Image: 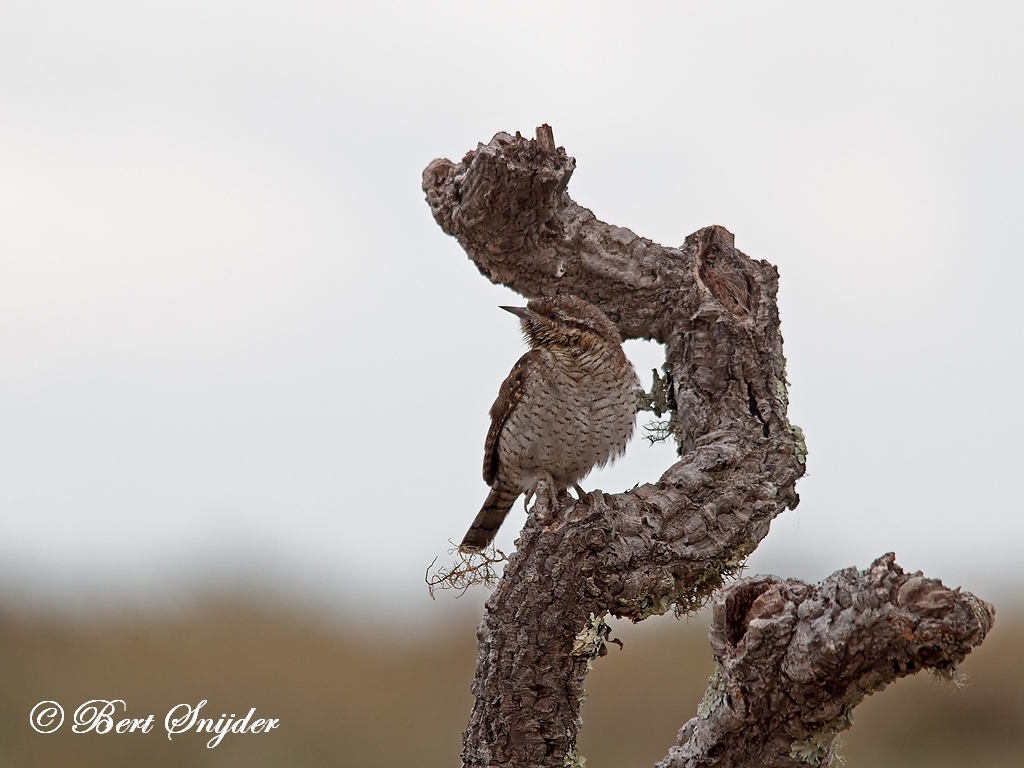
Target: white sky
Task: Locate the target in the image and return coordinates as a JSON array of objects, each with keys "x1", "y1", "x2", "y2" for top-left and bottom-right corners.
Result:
[{"x1": 1, "y1": 1, "x2": 1022, "y2": 620}]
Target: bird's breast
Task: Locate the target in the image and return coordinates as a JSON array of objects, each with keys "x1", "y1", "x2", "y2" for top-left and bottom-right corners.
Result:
[{"x1": 497, "y1": 345, "x2": 638, "y2": 489}]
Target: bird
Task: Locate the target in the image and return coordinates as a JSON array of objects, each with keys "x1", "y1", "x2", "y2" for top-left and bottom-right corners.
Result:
[{"x1": 459, "y1": 295, "x2": 640, "y2": 553}]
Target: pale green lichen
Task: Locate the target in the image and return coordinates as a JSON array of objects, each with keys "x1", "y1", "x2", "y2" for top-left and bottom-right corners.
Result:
[
  {"x1": 775, "y1": 376, "x2": 790, "y2": 409},
  {"x1": 778, "y1": 352, "x2": 807, "y2": 467},
  {"x1": 696, "y1": 663, "x2": 726, "y2": 719},
  {"x1": 789, "y1": 705, "x2": 854, "y2": 766},
  {"x1": 832, "y1": 739, "x2": 847, "y2": 766},
  {"x1": 790, "y1": 423, "x2": 808, "y2": 465},
  {"x1": 563, "y1": 747, "x2": 587, "y2": 768},
  {"x1": 725, "y1": 543, "x2": 754, "y2": 569},
  {"x1": 932, "y1": 666, "x2": 968, "y2": 690},
  {"x1": 636, "y1": 367, "x2": 674, "y2": 417},
  {"x1": 789, "y1": 735, "x2": 832, "y2": 766},
  {"x1": 571, "y1": 612, "x2": 608, "y2": 658},
  {"x1": 619, "y1": 593, "x2": 676, "y2": 619},
  {"x1": 637, "y1": 594, "x2": 673, "y2": 619},
  {"x1": 637, "y1": 366, "x2": 684, "y2": 446}
]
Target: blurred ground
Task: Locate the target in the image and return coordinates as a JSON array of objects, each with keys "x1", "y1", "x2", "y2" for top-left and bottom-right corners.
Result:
[{"x1": 1, "y1": 601, "x2": 1020, "y2": 767}]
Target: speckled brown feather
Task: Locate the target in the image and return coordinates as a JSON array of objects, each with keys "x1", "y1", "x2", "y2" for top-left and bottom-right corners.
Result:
[{"x1": 483, "y1": 349, "x2": 541, "y2": 487}]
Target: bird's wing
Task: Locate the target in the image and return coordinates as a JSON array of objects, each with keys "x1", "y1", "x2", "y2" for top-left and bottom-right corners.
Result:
[{"x1": 483, "y1": 349, "x2": 542, "y2": 486}]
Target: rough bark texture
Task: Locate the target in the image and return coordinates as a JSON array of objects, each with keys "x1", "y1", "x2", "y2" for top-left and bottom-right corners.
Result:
[
  {"x1": 660, "y1": 554, "x2": 994, "y2": 767},
  {"x1": 421, "y1": 128, "x2": 993, "y2": 768}
]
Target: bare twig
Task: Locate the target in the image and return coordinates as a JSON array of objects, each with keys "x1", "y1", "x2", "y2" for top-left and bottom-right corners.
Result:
[{"x1": 425, "y1": 544, "x2": 508, "y2": 599}]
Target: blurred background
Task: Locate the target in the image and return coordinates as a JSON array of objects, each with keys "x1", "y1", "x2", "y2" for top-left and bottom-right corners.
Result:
[{"x1": 1, "y1": 1, "x2": 1022, "y2": 765}]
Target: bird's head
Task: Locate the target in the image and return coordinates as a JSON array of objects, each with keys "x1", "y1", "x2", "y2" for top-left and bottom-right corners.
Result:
[{"x1": 501, "y1": 295, "x2": 623, "y2": 350}]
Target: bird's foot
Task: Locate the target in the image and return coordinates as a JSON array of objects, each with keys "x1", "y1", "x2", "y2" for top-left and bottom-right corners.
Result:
[{"x1": 527, "y1": 474, "x2": 561, "y2": 524}]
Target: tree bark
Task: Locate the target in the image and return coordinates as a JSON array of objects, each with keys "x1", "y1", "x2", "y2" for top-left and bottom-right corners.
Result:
[
  {"x1": 660, "y1": 554, "x2": 993, "y2": 767},
  {"x1": 421, "y1": 127, "x2": 993, "y2": 768}
]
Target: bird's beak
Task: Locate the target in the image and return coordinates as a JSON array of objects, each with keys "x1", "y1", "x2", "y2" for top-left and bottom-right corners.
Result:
[{"x1": 499, "y1": 305, "x2": 534, "y2": 321}]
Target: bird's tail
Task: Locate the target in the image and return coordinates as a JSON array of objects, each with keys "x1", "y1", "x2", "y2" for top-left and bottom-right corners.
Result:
[{"x1": 460, "y1": 485, "x2": 520, "y2": 553}]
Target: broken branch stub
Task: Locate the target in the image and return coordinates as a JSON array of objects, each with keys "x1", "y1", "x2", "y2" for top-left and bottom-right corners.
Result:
[{"x1": 660, "y1": 554, "x2": 994, "y2": 768}]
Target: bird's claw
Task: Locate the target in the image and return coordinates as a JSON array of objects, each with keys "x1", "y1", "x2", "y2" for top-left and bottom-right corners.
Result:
[{"x1": 523, "y1": 489, "x2": 535, "y2": 511}]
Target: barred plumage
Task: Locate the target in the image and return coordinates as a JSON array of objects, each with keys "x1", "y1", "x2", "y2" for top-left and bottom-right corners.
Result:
[{"x1": 460, "y1": 295, "x2": 639, "y2": 552}]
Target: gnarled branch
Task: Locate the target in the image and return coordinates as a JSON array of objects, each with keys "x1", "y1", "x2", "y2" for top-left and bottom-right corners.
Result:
[{"x1": 422, "y1": 127, "x2": 992, "y2": 768}]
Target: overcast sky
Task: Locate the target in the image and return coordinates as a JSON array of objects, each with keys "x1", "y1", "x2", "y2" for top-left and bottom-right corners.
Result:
[{"x1": 1, "y1": 1, "x2": 1022, "y2": 621}]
